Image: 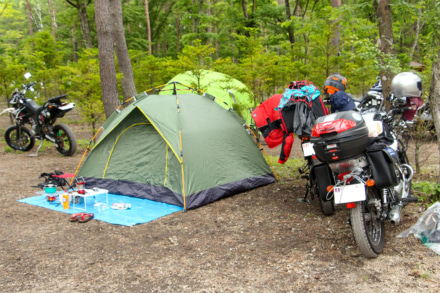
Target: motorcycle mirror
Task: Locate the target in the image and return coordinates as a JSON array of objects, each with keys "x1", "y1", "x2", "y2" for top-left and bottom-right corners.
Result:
[{"x1": 24, "y1": 72, "x2": 32, "y2": 79}]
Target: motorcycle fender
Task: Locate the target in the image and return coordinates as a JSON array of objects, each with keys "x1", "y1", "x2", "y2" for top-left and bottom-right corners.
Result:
[
  {"x1": 58, "y1": 103, "x2": 75, "y2": 111},
  {"x1": 312, "y1": 163, "x2": 334, "y2": 201},
  {"x1": 0, "y1": 108, "x2": 16, "y2": 116}
]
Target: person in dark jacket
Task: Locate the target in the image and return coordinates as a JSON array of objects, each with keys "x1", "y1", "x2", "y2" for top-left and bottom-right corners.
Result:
[{"x1": 323, "y1": 74, "x2": 355, "y2": 113}]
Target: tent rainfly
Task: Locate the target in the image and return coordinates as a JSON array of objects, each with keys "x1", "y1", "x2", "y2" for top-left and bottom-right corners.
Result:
[{"x1": 77, "y1": 83, "x2": 276, "y2": 210}]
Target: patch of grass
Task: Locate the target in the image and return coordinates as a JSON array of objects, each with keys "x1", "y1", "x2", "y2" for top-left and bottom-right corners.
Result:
[
  {"x1": 4, "y1": 145, "x2": 19, "y2": 153},
  {"x1": 77, "y1": 139, "x2": 93, "y2": 150},
  {"x1": 266, "y1": 155, "x2": 303, "y2": 181}
]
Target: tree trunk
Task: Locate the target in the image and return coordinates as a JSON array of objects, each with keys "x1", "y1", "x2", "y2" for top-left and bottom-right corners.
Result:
[
  {"x1": 72, "y1": 23, "x2": 78, "y2": 62},
  {"x1": 215, "y1": 21, "x2": 219, "y2": 59},
  {"x1": 145, "y1": 0, "x2": 152, "y2": 54},
  {"x1": 26, "y1": 0, "x2": 33, "y2": 36},
  {"x1": 65, "y1": 0, "x2": 93, "y2": 48},
  {"x1": 428, "y1": 44, "x2": 440, "y2": 182},
  {"x1": 78, "y1": 3, "x2": 93, "y2": 48},
  {"x1": 48, "y1": 0, "x2": 56, "y2": 41},
  {"x1": 95, "y1": 0, "x2": 120, "y2": 118},
  {"x1": 415, "y1": 143, "x2": 421, "y2": 174},
  {"x1": 284, "y1": 0, "x2": 295, "y2": 47},
  {"x1": 241, "y1": 0, "x2": 248, "y2": 19},
  {"x1": 126, "y1": 0, "x2": 132, "y2": 34},
  {"x1": 375, "y1": 0, "x2": 394, "y2": 102},
  {"x1": 330, "y1": 0, "x2": 341, "y2": 57},
  {"x1": 409, "y1": 7, "x2": 426, "y2": 61},
  {"x1": 207, "y1": 0, "x2": 212, "y2": 40},
  {"x1": 176, "y1": 16, "x2": 180, "y2": 52},
  {"x1": 111, "y1": 0, "x2": 138, "y2": 101}
]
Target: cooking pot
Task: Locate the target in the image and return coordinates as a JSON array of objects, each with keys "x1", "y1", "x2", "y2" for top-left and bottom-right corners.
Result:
[{"x1": 45, "y1": 184, "x2": 57, "y2": 194}]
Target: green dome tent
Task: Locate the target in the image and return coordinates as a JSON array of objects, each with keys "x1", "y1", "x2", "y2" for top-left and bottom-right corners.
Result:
[
  {"x1": 169, "y1": 70, "x2": 254, "y2": 124},
  {"x1": 77, "y1": 83, "x2": 275, "y2": 210}
]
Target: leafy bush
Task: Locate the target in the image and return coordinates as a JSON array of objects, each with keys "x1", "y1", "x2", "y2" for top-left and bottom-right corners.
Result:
[{"x1": 413, "y1": 181, "x2": 440, "y2": 206}]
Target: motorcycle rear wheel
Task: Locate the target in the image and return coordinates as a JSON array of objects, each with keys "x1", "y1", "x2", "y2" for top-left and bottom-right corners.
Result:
[
  {"x1": 350, "y1": 187, "x2": 384, "y2": 258},
  {"x1": 4, "y1": 125, "x2": 35, "y2": 152},
  {"x1": 312, "y1": 176, "x2": 335, "y2": 216},
  {"x1": 53, "y1": 123, "x2": 77, "y2": 156}
]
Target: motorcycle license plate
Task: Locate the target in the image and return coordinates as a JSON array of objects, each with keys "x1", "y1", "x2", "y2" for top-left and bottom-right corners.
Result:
[
  {"x1": 334, "y1": 184, "x2": 366, "y2": 204},
  {"x1": 302, "y1": 142, "x2": 315, "y2": 157}
]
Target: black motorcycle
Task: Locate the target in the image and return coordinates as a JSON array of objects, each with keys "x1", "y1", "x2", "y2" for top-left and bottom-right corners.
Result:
[
  {"x1": 310, "y1": 95, "x2": 418, "y2": 258},
  {"x1": 353, "y1": 76, "x2": 384, "y2": 112},
  {"x1": 3, "y1": 78, "x2": 77, "y2": 156}
]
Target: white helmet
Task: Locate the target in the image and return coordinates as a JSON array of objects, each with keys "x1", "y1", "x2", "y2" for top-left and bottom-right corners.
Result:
[{"x1": 391, "y1": 72, "x2": 422, "y2": 98}]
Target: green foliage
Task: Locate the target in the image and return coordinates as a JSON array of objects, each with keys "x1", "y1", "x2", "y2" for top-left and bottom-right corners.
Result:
[
  {"x1": 413, "y1": 181, "x2": 440, "y2": 205},
  {"x1": 0, "y1": 0, "x2": 439, "y2": 171},
  {"x1": 61, "y1": 49, "x2": 105, "y2": 133}
]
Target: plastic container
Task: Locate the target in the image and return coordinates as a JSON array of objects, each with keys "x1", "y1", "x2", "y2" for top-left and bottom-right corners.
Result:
[
  {"x1": 311, "y1": 111, "x2": 369, "y2": 162},
  {"x1": 62, "y1": 191, "x2": 70, "y2": 209},
  {"x1": 76, "y1": 179, "x2": 85, "y2": 195}
]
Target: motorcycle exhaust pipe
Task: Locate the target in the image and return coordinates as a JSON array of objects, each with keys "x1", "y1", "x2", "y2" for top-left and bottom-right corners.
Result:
[{"x1": 389, "y1": 204, "x2": 403, "y2": 225}]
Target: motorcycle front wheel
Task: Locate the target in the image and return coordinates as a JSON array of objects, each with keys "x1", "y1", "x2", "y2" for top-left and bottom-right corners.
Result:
[
  {"x1": 52, "y1": 123, "x2": 77, "y2": 156},
  {"x1": 4, "y1": 125, "x2": 35, "y2": 152},
  {"x1": 350, "y1": 187, "x2": 385, "y2": 258}
]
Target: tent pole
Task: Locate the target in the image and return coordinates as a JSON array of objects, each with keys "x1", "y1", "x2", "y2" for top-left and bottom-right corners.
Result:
[
  {"x1": 69, "y1": 127, "x2": 103, "y2": 186},
  {"x1": 179, "y1": 131, "x2": 187, "y2": 211},
  {"x1": 245, "y1": 124, "x2": 279, "y2": 181}
]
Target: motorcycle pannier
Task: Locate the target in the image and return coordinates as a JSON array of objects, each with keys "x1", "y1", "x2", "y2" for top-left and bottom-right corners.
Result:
[
  {"x1": 366, "y1": 147, "x2": 399, "y2": 188},
  {"x1": 311, "y1": 111, "x2": 369, "y2": 162}
]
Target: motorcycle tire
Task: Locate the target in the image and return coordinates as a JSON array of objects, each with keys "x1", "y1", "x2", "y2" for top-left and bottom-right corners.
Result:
[
  {"x1": 311, "y1": 163, "x2": 335, "y2": 216},
  {"x1": 52, "y1": 123, "x2": 77, "y2": 156},
  {"x1": 4, "y1": 125, "x2": 35, "y2": 152},
  {"x1": 312, "y1": 176, "x2": 335, "y2": 216},
  {"x1": 350, "y1": 187, "x2": 385, "y2": 258}
]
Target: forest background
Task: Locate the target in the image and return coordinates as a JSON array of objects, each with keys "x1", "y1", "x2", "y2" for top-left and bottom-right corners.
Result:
[
  {"x1": 2, "y1": 0, "x2": 440, "y2": 194},
  {"x1": 2, "y1": 0, "x2": 440, "y2": 118},
  {"x1": 1, "y1": 0, "x2": 440, "y2": 163}
]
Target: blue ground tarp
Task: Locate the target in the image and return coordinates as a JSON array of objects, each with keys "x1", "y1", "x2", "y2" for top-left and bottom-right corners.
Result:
[{"x1": 19, "y1": 192, "x2": 183, "y2": 226}]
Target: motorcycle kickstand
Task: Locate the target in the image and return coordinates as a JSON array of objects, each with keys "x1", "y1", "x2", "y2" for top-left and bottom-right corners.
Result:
[
  {"x1": 298, "y1": 180, "x2": 311, "y2": 203},
  {"x1": 29, "y1": 139, "x2": 44, "y2": 157}
]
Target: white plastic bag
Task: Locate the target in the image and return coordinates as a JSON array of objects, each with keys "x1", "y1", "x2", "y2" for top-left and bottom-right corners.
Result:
[{"x1": 397, "y1": 202, "x2": 440, "y2": 254}]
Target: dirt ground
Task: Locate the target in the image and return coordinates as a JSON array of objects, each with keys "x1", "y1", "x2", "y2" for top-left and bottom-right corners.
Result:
[{"x1": 0, "y1": 115, "x2": 439, "y2": 292}]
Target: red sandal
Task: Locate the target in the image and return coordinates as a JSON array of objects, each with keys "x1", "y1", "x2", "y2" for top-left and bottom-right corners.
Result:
[
  {"x1": 70, "y1": 212, "x2": 86, "y2": 222},
  {"x1": 78, "y1": 213, "x2": 94, "y2": 223}
]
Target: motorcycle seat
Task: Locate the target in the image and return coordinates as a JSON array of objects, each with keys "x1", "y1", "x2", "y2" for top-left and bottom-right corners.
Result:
[{"x1": 48, "y1": 94, "x2": 67, "y2": 104}]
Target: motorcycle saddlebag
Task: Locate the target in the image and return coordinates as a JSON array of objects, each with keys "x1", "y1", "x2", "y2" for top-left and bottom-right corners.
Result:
[
  {"x1": 366, "y1": 147, "x2": 399, "y2": 188},
  {"x1": 311, "y1": 111, "x2": 369, "y2": 162}
]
